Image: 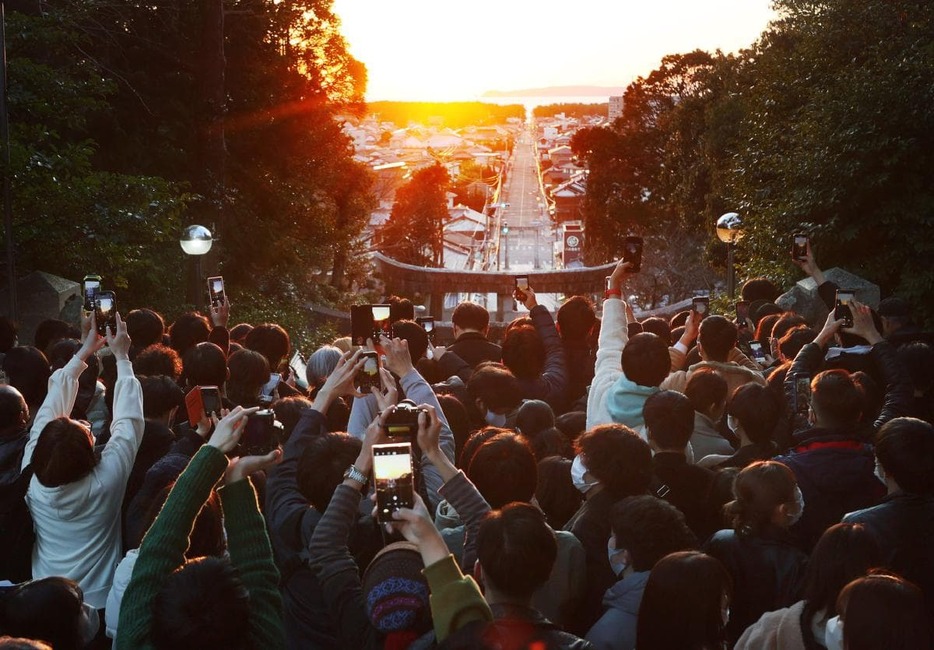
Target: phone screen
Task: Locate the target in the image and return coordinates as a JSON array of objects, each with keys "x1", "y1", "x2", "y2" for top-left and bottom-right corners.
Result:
[
  {"x1": 417, "y1": 317, "x2": 434, "y2": 333},
  {"x1": 736, "y1": 301, "x2": 749, "y2": 323},
  {"x1": 692, "y1": 297, "x2": 709, "y2": 317},
  {"x1": 792, "y1": 235, "x2": 809, "y2": 261},
  {"x1": 200, "y1": 387, "x2": 221, "y2": 418},
  {"x1": 515, "y1": 276, "x2": 529, "y2": 291},
  {"x1": 289, "y1": 352, "x2": 308, "y2": 390},
  {"x1": 371, "y1": 304, "x2": 392, "y2": 340},
  {"x1": 623, "y1": 236, "x2": 643, "y2": 272},
  {"x1": 357, "y1": 351, "x2": 380, "y2": 392},
  {"x1": 835, "y1": 291, "x2": 854, "y2": 327},
  {"x1": 373, "y1": 443, "x2": 415, "y2": 523},
  {"x1": 95, "y1": 293, "x2": 116, "y2": 335},
  {"x1": 261, "y1": 373, "x2": 281, "y2": 400},
  {"x1": 748, "y1": 340, "x2": 766, "y2": 363},
  {"x1": 239, "y1": 410, "x2": 283, "y2": 457},
  {"x1": 83, "y1": 277, "x2": 101, "y2": 311},
  {"x1": 794, "y1": 374, "x2": 811, "y2": 416},
  {"x1": 207, "y1": 276, "x2": 225, "y2": 306}
]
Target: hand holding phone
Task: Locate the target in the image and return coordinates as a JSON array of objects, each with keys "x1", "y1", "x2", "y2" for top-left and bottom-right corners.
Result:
[
  {"x1": 793, "y1": 373, "x2": 811, "y2": 416},
  {"x1": 792, "y1": 234, "x2": 809, "y2": 263},
  {"x1": 356, "y1": 350, "x2": 381, "y2": 393},
  {"x1": 514, "y1": 276, "x2": 529, "y2": 302},
  {"x1": 622, "y1": 236, "x2": 643, "y2": 273},
  {"x1": 95, "y1": 291, "x2": 117, "y2": 337}
]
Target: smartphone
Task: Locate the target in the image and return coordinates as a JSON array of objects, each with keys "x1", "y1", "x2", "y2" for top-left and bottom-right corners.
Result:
[
  {"x1": 207, "y1": 276, "x2": 226, "y2": 307},
  {"x1": 260, "y1": 372, "x2": 281, "y2": 405},
  {"x1": 289, "y1": 351, "x2": 308, "y2": 390},
  {"x1": 515, "y1": 275, "x2": 529, "y2": 302},
  {"x1": 82, "y1": 275, "x2": 101, "y2": 312},
  {"x1": 185, "y1": 385, "x2": 221, "y2": 426},
  {"x1": 373, "y1": 442, "x2": 415, "y2": 524},
  {"x1": 792, "y1": 234, "x2": 809, "y2": 262},
  {"x1": 736, "y1": 300, "x2": 750, "y2": 325},
  {"x1": 793, "y1": 373, "x2": 811, "y2": 416},
  {"x1": 692, "y1": 296, "x2": 709, "y2": 319},
  {"x1": 238, "y1": 409, "x2": 284, "y2": 457},
  {"x1": 748, "y1": 340, "x2": 767, "y2": 364},
  {"x1": 95, "y1": 291, "x2": 116, "y2": 336},
  {"x1": 351, "y1": 305, "x2": 375, "y2": 347},
  {"x1": 835, "y1": 290, "x2": 854, "y2": 328},
  {"x1": 416, "y1": 317, "x2": 435, "y2": 342},
  {"x1": 371, "y1": 304, "x2": 392, "y2": 341},
  {"x1": 622, "y1": 236, "x2": 643, "y2": 273},
  {"x1": 356, "y1": 350, "x2": 381, "y2": 392}
]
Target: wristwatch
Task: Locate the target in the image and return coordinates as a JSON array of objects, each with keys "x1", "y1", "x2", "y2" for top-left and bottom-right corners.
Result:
[{"x1": 343, "y1": 464, "x2": 368, "y2": 486}]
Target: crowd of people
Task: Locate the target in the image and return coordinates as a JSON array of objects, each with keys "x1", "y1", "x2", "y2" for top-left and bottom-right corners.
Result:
[{"x1": 0, "y1": 243, "x2": 931, "y2": 649}]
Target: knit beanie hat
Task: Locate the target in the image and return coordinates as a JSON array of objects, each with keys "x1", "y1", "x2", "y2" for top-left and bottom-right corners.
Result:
[{"x1": 362, "y1": 541, "x2": 431, "y2": 636}]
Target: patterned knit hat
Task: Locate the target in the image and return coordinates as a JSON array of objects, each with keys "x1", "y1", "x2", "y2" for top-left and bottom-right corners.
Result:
[{"x1": 361, "y1": 541, "x2": 431, "y2": 635}]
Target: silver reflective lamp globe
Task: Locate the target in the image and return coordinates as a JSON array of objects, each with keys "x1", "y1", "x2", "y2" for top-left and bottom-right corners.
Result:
[
  {"x1": 179, "y1": 225, "x2": 214, "y2": 256},
  {"x1": 716, "y1": 212, "x2": 745, "y2": 244}
]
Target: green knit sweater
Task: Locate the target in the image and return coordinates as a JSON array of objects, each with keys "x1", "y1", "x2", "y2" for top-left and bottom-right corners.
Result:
[{"x1": 115, "y1": 445, "x2": 285, "y2": 649}]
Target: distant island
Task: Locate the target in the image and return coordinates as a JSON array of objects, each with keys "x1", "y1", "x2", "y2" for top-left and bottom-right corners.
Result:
[{"x1": 482, "y1": 85, "x2": 625, "y2": 98}]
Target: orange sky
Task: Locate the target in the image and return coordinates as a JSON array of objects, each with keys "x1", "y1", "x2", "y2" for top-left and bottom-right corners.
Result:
[{"x1": 332, "y1": 0, "x2": 778, "y2": 101}]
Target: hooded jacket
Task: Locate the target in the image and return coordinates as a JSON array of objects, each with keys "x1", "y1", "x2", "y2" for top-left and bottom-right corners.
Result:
[{"x1": 585, "y1": 571, "x2": 650, "y2": 650}]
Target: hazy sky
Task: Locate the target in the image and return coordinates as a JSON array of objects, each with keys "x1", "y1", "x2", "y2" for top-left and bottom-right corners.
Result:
[{"x1": 332, "y1": 0, "x2": 778, "y2": 101}]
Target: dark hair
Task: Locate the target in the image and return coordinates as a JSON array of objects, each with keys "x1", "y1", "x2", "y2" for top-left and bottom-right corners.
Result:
[
  {"x1": 851, "y1": 371, "x2": 882, "y2": 427},
  {"x1": 801, "y1": 523, "x2": 882, "y2": 625},
  {"x1": 777, "y1": 325, "x2": 816, "y2": 361},
  {"x1": 226, "y1": 349, "x2": 269, "y2": 407},
  {"x1": 501, "y1": 325, "x2": 544, "y2": 380},
  {"x1": 181, "y1": 342, "x2": 227, "y2": 389},
  {"x1": 271, "y1": 395, "x2": 313, "y2": 442},
  {"x1": 897, "y1": 341, "x2": 934, "y2": 392},
  {"x1": 387, "y1": 296, "x2": 415, "y2": 322},
  {"x1": 466, "y1": 362, "x2": 522, "y2": 412},
  {"x1": 576, "y1": 424, "x2": 652, "y2": 499},
  {"x1": 725, "y1": 461, "x2": 797, "y2": 536},
  {"x1": 874, "y1": 417, "x2": 934, "y2": 495},
  {"x1": 555, "y1": 410, "x2": 587, "y2": 444},
  {"x1": 136, "y1": 485, "x2": 226, "y2": 557},
  {"x1": 0, "y1": 577, "x2": 84, "y2": 650},
  {"x1": 228, "y1": 323, "x2": 253, "y2": 344},
  {"x1": 611, "y1": 496, "x2": 697, "y2": 572},
  {"x1": 477, "y1": 503, "x2": 557, "y2": 600},
  {"x1": 139, "y1": 375, "x2": 185, "y2": 419},
  {"x1": 754, "y1": 313, "x2": 781, "y2": 348},
  {"x1": 836, "y1": 572, "x2": 931, "y2": 650},
  {"x1": 622, "y1": 333, "x2": 671, "y2": 388},
  {"x1": 640, "y1": 317, "x2": 672, "y2": 345},
  {"x1": 34, "y1": 319, "x2": 77, "y2": 357},
  {"x1": 457, "y1": 426, "x2": 505, "y2": 470},
  {"x1": 46, "y1": 338, "x2": 79, "y2": 371},
  {"x1": 2, "y1": 347, "x2": 50, "y2": 412},
  {"x1": 31, "y1": 418, "x2": 96, "y2": 487},
  {"x1": 297, "y1": 432, "x2": 362, "y2": 511},
  {"x1": 698, "y1": 316, "x2": 737, "y2": 362},
  {"x1": 669, "y1": 310, "x2": 690, "y2": 329},
  {"x1": 389, "y1": 320, "x2": 429, "y2": 364},
  {"x1": 0, "y1": 637, "x2": 52, "y2": 649},
  {"x1": 467, "y1": 433, "x2": 537, "y2": 509},
  {"x1": 636, "y1": 551, "x2": 731, "y2": 650},
  {"x1": 244, "y1": 323, "x2": 290, "y2": 369},
  {"x1": 771, "y1": 313, "x2": 808, "y2": 343},
  {"x1": 151, "y1": 556, "x2": 251, "y2": 650},
  {"x1": 534, "y1": 456, "x2": 582, "y2": 530},
  {"x1": 811, "y1": 369, "x2": 862, "y2": 428},
  {"x1": 0, "y1": 316, "x2": 18, "y2": 353},
  {"x1": 556, "y1": 296, "x2": 596, "y2": 340},
  {"x1": 515, "y1": 399, "x2": 555, "y2": 436},
  {"x1": 752, "y1": 302, "x2": 784, "y2": 325},
  {"x1": 728, "y1": 383, "x2": 781, "y2": 445},
  {"x1": 452, "y1": 302, "x2": 490, "y2": 332},
  {"x1": 741, "y1": 277, "x2": 779, "y2": 303},
  {"x1": 685, "y1": 369, "x2": 728, "y2": 414},
  {"x1": 644, "y1": 390, "x2": 695, "y2": 450},
  {"x1": 134, "y1": 344, "x2": 183, "y2": 382},
  {"x1": 169, "y1": 312, "x2": 211, "y2": 355},
  {"x1": 525, "y1": 427, "x2": 573, "y2": 461},
  {"x1": 126, "y1": 309, "x2": 166, "y2": 351}
]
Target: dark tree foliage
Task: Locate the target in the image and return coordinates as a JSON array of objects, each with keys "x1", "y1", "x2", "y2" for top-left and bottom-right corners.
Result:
[{"x1": 379, "y1": 163, "x2": 450, "y2": 267}]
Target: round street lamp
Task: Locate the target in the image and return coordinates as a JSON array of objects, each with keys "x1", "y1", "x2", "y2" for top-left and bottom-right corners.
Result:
[
  {"x1": 179, "y1": 225, "x2": 213, "y2": 306},
  {"x1": 716, "y1": 212, "x2": 745, "y2": 298}
]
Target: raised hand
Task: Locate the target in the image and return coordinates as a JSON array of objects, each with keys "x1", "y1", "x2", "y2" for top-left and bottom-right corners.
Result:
[
  {"x1": 225, "y1": 447, "x2": 282, "y2": 485},
  {"x1": 380, "y1": 336, "x2": 414, "y2": 378},
  {"x1": 608, "y1": 259, "x2": 634, "y2": 292},
  {"x1": 371, "y1": 367, "x2": 399, "y2": 412},
  {"x1": 210, "y1": 297, "x2": 230, "y2": 328},
  {"x1": 207, "y1": 406, "x2": 260, "y2": 454},
  {"x1": 105, "y1": 312, "x2": 132, "y2": 361},
  {"x1": 843, "y1": 299, "x2": 882, "y2": 345},
  {"x1": 78, "y1": 312, "x2": 106, "y2": 361}
]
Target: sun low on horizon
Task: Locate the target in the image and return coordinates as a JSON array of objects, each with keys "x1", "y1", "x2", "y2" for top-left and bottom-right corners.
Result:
[{"x1": 332, "y1": 0, "x2": 777, "y2": 102}]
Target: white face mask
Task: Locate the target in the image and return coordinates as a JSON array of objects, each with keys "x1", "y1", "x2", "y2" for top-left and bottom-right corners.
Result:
[
  {"x1": 727, "y1": 415, "x2": 740, "y2": 433},
  {"x1": 788, "y1": 486, "x2": 805, "y2": 526},
  {"x1": 874, "y1": 459, "x2": 887, "y2": 485},
  {"x1": 824, "y1": 615, "x2": 844, "y2": 650},
  {"x1": 571, "y1": 454, "x2": 598, "y2": 494},
  {"x1": 79, "y1": 601, "x2": 100, "y2": 647},
  {"x1": 606, "y1": 537, "x2": 628, "y2": 577},
  {"x1": 484, "y1": 410, "x2": 507, "y2": 427}
]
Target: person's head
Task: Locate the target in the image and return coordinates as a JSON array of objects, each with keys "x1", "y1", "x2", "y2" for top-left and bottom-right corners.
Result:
[
  {"x1": 244, "y1": 323, "x2": 290, "y2": 370},
  {"x1": 466, "y1": 362, "x2": 522, "y2": 416},
  {"x1": 741, "y1": 277, "x2": 779, "y2": 303},
  {"x1": 525, "y1": 427, "x2": 572, "y2": 461},
  {"x1": 139, "y1": 375, "x2": 184, "y2": 420},
  {"x1": 622, "y1": 333, "x2": 670, "y2": 388},
  {"x1": 802, "y1": 523, "x2": 882, "y2": 623},
  {"x1": 137, "y1": 485, "x2": 226, "y2": 558},
  {"x1": 0, "y1": 637, "x2": 52, "y2": 649},
  {"x1": 0, "y1": 577, "x2": 98, "y2": 650},
  {"x1": 575, "y1": 424, "x2": 652, "y2": 499},
  {"x1": 640, "y1": 317, "x2": 672, "y2": 345},
  {"x1": 534, "y1": 456, "x2": 582, "y2": 530},
  {"x1": 0, "y1": 316, "x2": 18, "y2": 352},
  {"x1": 501, "y1": 324, "x2": 544, "y2": 380},
  {"x1": 151, "y1": 556, "x2": 251, "y2": 649},
  {"x1": 636, "y1": 551, "x2": 731, "y2": 650},
  {"x1": 874, "y1": 417, "x2": 934, "y2": 495},
  {"x1": 466, "y1": 432, "x2": 537, "y2": 509},
  {"x1": 297, "y1": 432, "x2": 362, "y2": 510},
  {"x1": 125, "y1": 309, "x2": 166, "y2": 352},
  {"x1": 361, "y1": 542, "x2": 431, "y2": 639},
  {"x1": 451, "y1": 301, "x2": 490, "y2": 335},
  {"x1": 33, "y1": 320, "x2": 78, "y2": 360},
  {"x1": 515, "y1": 399, "x2": 555, "y2": 437},
  {"x1": 698, "y1": 316, "x2": 737, "y2": 362},
  {"x1": 0, "y1": 385, "x2": 28, "y2": 435},
  {"x1": 555, "y1": 410, "x2": 587, "y2": 444},
  {"x1": 133, "y1": 344, "x2": 183, "y2": 382},
  {"x1": 835, "y1": 571, "x2": 931, "y2": 650},
  {"x1": 30, "y1": 418, "x2": 96, "y2": 487},
  {"x1": 182, "y1": 342, "x2": 228, "y2": 390},
  {"x1": 2, "y1": 347, "x2": 50, "y2": 412},
  {"x1": 810, "y1": 369, "x2": 863, "y2": 429},
  {"x1": 669, "y1": 310, "x2": 690, "y2": 329},
  {"x1": 684, "y1": 368, "x2": 728, "y2": 421},
  {"x1": 643, "y1": 390, "x2": 694, "y2": 452},
  {"x1": 754, "y1": 312, "x2": 782, "y2": 347},
  {"x1": 389, "y1": 320, "x2": 429, "y2": 364},
  {"x1": 777, "y1": 325, "x2": 816, "y2": 361},
  {"x1": 226, "y1": 349, "x2": 269, "y2": 407},
  {"x1": 271, "y1": 395, "x2": 313, "y2": 441},
  {"x1": 609, "y1": 496, "x2": 697, "y2": 574},
  {"x1": 476, "y1": 503, "x2": 557, "y2": 602},
  {"x1": 726, "y1": 460, "x2": 801, "y2": 535},
  {"x1": 458, "y1": 426, "x2": 506, "y2": 470},
  {"x1": 728, "y1": 383, "x2": 781, "y2": 445},
  {"x1": 228, "y1": 323, "x2": 253, "y2": 344},
  {"x1": 876, "y1": 296, "x2": 912, "y2": 338},
  {"x1": 305, "y1": 345, "x2": 342, "y2": 389},
  {"x1": 386, "y1": 296, "x2": 415, "y2": 322},
  {"x1": 771, "y1": 313, "x2": 808, "y2": 344},
  {"x1": 897, "y1": 341, "x2": 934, "y2": 393},
  {"x1": 168, "y1": 312, "x2": 211, "y2": 355},
  {"x1": 556, "y1": 296, "x2": 596, "y2": 341}
]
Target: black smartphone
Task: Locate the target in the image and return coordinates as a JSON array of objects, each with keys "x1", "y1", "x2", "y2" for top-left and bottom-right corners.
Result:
[
  {"x1": 207, "y1": 276, "x2": 226, "y2": 307},
  {"x1": 83, "y1": 275, "x2": 101, "y2": 312},
  {"x1": 238, "y1": 409, "x2": 284, "y2": 457},
  {"x1": 351, "y1": 305, "x2": 375, "y2": 347},
  {"x1": 736, "y1": 300, "x2": 750, "y2": 325},
  {"x1": 371, "y1": 304, "x2": 392, "y2": 341},
  {"x1": 748, "y1": 340, "x2": 767, "y2": 364},
  {"x1": 692, "y1": 296, "x2": 709, "y2": 319},
  {"x1": 623, "y1": 236, "x2": 643, "y2": 272},
  {"x1": 835, "y1": 290, "x2": 855, "y2": 328},
  {"x1": 792, "y1": 234, "x2": 809, "y2": 262},
  {"x1": 95, "y1": 291, "x2": 116, "y2": 336},
  {"x1": 416, "y1": 317, "x2": 435, "y2": 342},
  {"x1": 356, "y1": 350, "x2": 381, "y2": 393},
  {"x1": 793, "y1": 373, "x2": 811, "y2": 416},
  {"x1": 373, "y1": 442, "x2": 415, "y2": 524}
]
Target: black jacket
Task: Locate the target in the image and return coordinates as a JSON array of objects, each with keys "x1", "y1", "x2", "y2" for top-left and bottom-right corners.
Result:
[
  {"x1": 448, "y1": 331, "x2": 502, "y2": 368},
  {"x1": 651, "y1": 451, "x2": 718, "y2": 541},
  {"x1": 564, "y1": 489, "x2": 618, "y2": 635}
]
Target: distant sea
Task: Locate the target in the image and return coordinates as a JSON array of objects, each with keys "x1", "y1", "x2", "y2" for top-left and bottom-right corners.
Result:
[{"x1": 478, "y1": 95, "x2": 610, "y2": 109}]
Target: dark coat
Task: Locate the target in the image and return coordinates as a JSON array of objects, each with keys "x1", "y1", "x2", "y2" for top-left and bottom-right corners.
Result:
[
  {"x1": 448, "y1": 331, "x2": 502, "y2": 368},
  {"x1": 564, "y1": 489, "x2": 618, "y2": 635},
  {"x1": 651, "y1": 451, "x2": 718, "y2": 541}
]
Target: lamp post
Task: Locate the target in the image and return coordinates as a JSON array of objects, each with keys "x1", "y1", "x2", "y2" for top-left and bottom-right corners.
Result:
[
  {"x1": 716, "y1": 212, "x2": 745, "y2": 299},
  {"x1": 502, "y1": 223, "x2": 510, "y2": 270},
  {"x1": 179, "y1": 225, "x2": 213, "y2": 308}
]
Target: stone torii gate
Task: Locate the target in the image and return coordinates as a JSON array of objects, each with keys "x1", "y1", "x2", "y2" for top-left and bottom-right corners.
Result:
[{"x1": 371, "y1": 252, "x2": 617, "y2": 322}]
